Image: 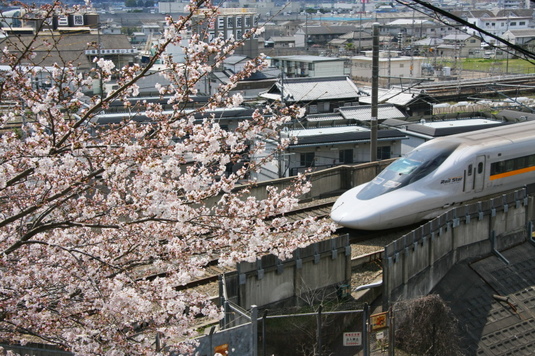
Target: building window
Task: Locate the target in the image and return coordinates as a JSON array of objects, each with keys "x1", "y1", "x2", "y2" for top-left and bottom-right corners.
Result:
[
  {"x1": 520, "y1": 21, "x2": 525, "y2": 26},
  {"x1": 377, "y1": 146, "x2": 391, "y2": 160},
  {"x1": 237, "y1": 17, "x2": 243, "y2": 27},
  {"x1": 245, "y1": 16, "x2": 251, "y2": 27},
  {"x1": 339, "y1": 149, "x2": 353, "y2": 164},
  {"x1": 227, "y1": 17, "x2": 233, "y2": 28},
  {"x1": 300, "y1": 152, "x2": 315, "y2": 167},
  {"x1": 73, "y1": 15, "x2": 84, "y2": 26},
  {"x1": 218, "y1": 17, "x2": 225, "y2": 29}
]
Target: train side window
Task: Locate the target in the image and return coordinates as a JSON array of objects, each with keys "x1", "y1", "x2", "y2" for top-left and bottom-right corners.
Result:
[
  {"x1": 478, "y1": 162, "x2": 483, "y2": 174},
  {"x1": 467, "y1": 164, "x2": 473, "y2": 176},
  {"x1": 505, "y1": 160, "x2": 514, "y2": 172}
]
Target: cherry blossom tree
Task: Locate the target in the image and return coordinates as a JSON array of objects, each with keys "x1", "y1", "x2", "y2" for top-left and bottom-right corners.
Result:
[{"x1": 0, "y1": 1, "x2": 334, "y2": 354}]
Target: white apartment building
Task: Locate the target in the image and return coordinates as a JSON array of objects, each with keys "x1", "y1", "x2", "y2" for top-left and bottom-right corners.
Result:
[
  {"x1": 191, "y1": 7, "x2": 259, "y2": 58},
  {"x1": 464, "y1": 10, "x2": 532, "y2": 44}
]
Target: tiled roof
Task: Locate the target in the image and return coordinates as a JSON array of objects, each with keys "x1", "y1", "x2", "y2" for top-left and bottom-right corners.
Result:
[
  {"x1": 300, "y1": 25, "x2": 357, "y2": 35},
  {"x1": 0, "y1": 33, "x2": 133, "y2": 70}
]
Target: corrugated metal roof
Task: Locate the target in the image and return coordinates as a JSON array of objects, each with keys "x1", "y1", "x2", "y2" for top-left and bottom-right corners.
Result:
[
  {"x1": 338, "y1": 104, "x2": 406, "y2": 121},
  {"x1": 306, "y1": 114, "x2": 346, "y2": 122},
  {"x1": 358, "y1": 87, "x2": 422, "y2": 106},
  {"x1": 288, "y1": 128, "x2": 407, "y2": 147},
  {"x1": 272, "y1": 55, "x2": 346, "y2": 63}
]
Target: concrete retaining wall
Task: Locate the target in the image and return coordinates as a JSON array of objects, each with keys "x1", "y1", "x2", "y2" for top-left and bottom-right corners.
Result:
[
  {"x1": 223, "y1": 234, "x2": 352, "y2": 309},
  {"x1": 383, "y1": 187, "x2": 535, "y2": 305}
]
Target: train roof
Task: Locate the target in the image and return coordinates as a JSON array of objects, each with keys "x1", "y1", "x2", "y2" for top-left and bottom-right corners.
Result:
[{"x1": 435, "y1": 120, "x2": 535, "y2": 146}]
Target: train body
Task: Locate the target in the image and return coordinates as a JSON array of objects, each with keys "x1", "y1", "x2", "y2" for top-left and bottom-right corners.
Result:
[{"x1": 330, "y1": 120, "x2": 535, "y2": 230}]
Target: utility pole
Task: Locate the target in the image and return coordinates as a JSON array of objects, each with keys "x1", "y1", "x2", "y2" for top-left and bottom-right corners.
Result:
[{"x1": 370, "y1": 23, "x2": 379, "y2": 162}]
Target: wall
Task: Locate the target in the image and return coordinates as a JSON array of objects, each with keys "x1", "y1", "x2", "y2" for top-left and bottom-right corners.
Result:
[
  {"x1": 245, "y1": 159, "x2": 394, "y2": 202},
  {"x1": 223, "y1": 234, "x2": 352, "y2": 309},
  {"x1": 383, "y1": 186, "x2": 535, "y2": 305}
]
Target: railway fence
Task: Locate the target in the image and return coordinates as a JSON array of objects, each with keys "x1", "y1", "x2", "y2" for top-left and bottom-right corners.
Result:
[{"x1": 383, "y1": 184, "x2": 535, "y2": 306}]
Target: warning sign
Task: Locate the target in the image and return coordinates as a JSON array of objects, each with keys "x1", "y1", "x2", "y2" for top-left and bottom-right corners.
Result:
[
  {"x1": 343, "y1": 332, "x2": 362, "y2": 346},
  {"x1": 370, "y1": 312, "x2": 388, "y2": 331}
]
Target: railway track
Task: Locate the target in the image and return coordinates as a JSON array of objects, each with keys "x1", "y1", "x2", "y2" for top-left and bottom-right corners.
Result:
[
  {"x1": 414, "y1": 73, "x2": 535, "y2": 101},
  {"x1": 141, "y1": 194, "x2": 440, "y2": 297},
  {"x1": 171, "y1": 198, "x2": 412, "y2": 294}
]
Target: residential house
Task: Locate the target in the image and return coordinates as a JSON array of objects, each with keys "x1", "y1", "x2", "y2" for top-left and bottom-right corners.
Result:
[
  {"x1": 265, "y1": 36, "x2": 296, "y2": 48},
  {"x1": 328, "y1": 30, "x2": 374, "y2": 55},
  {"x1": 411, "y1": 37, "x2": 444, "y2": 56},
  {"x1": 253, "y1": 103, "x2": 408, "y2": 180},
  {"x1": 264, "y1": 20, "x2": 302, "y2": 39},
  {"x1": 281, "y1": 124, "x2": 407, "y2": 177},
  {"x1": 453, "y1": 9, "x2": 533, "y2": 45},
  {"x1": 287, "y1": 104, "x2": 408, "y2": 129},
  {"x1": 502, "y1": 29, "x2": 535, "y2": 56},
  {"x1": 202, "y1": 55, "x2": 280, "y2": 98},
  {"x1": 294, "y1": 25, "x2": 357, "y2": 48},
  {"x1": 141, "y1": 23, "x2": 161, "y2": 38},
  {"x1": 350, "y1": 51, "x2": 426, "y2": 87},
  {"x1": 269, "y1": 55, "x2": 350, "y2": 78},
  {"x1": 382, "y1": 19, "x2": 454, "y2": 40},
  {"x1": 259, "y1": 76, "x2": 363, "y2": 114},
  {"x1": 358, "y1": 87, "x2": 436, "y2": 117},
  {"x1": 0, "y1": 32, "x2": 137, "y2": 73},
  {"x1": 436, "y1": 33, "x2": 482, "y2": 58}
]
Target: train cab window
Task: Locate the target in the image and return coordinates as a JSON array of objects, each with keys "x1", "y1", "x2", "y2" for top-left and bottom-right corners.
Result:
[
  {"x1": 467, "y1": 164, "x2": 473, "y2": 176},
  {"x1": 357, "y1": 141, "x2": 459, "y2": 200}
]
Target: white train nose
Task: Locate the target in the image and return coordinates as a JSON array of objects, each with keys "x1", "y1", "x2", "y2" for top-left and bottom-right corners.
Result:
[{"x1": 330, "y1": 199, "x2": 383, "y2": 230}]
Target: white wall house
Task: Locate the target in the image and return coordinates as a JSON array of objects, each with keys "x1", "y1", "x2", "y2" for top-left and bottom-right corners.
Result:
[
  {"x1": 270, "y1": 55, "x2": 350, "y2": 78},
  {"x1": 350, "y1": 51, "x2": 425, "y2": 87},
  {"x1": 465, "y1": 10, "x2": 532, "y2": 45},
  {"x1": 250, "y1": 125, "x2": 407, "y2": 181}
]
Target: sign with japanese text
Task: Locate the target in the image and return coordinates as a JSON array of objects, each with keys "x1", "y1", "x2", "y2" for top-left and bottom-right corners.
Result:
[{"x1": 343, "y1": 332, "x2": 362, "y2": 346}]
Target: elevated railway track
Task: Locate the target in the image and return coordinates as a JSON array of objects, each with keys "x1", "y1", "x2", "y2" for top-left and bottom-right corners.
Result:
[
  {"x1": 414, "y1": 73, "x2": 535, "y2": 101},
  {"x1": 171, "y1": 184, "x2": 527, "y2": 296}
]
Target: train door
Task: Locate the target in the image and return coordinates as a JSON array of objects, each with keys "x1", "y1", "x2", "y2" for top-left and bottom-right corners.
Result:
[{"x1": 474, "y1": 155, "x2": 486, "y2": 192}]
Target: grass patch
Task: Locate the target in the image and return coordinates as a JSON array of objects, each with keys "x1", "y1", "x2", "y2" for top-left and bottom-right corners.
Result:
[{"x1": 441, "y1": 58, "x2": 535, "y2": 74}]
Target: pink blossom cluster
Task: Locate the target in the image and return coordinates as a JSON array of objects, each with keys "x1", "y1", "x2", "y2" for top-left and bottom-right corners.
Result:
[{"x1": 0, "y1": 1, "x2": 335, "y2": 354}]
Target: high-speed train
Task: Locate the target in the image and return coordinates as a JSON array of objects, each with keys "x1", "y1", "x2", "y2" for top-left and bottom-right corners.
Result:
[{"x1": 330, "y1": 120, "x2": 535, "y2": 230}]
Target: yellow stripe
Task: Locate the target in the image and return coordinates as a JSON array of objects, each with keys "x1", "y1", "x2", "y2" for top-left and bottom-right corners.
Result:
[{"x1": 490, "y1": 165, "x2": 535, "y2": 180}]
